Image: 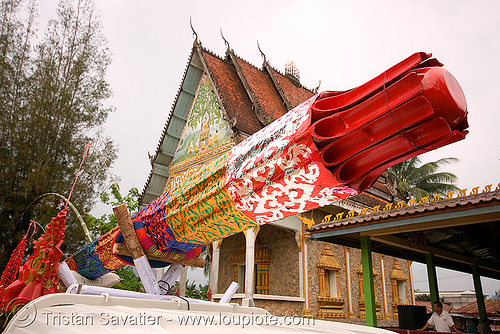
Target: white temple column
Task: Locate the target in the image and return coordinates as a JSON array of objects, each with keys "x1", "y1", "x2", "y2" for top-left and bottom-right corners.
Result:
[
  {"x1": 302, "y1": 225, "x2": 311, "y2": 315},
  {"x1": 296, "y1": 231, "x2": 304, "y2": 301},
  {"x1": 380, "y1": 254, "x2": 389, "y2": 319},
  {"x1": 408, "y1": 261, "x2": 415, "y2": 304},
  {"x1": 179, "y1": 266, "x2": 188, "y2": 297},
  {"x1": 210, "y1": 240, "x2": 221, "y2": 295},
  {"x1": 345, "y1": 246, "x2": 353, "y2": 317},
  {"x1": 242, "y1": 227, "x2": 257, "y2": 307}
]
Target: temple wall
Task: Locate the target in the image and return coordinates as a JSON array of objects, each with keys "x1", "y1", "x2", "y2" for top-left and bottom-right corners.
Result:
[
  {"x1": 258, "y1": 224, "x2": 300, "y2": 297},
  {"x1": 217, "y1": 233, "x2": 245, "y2": 293},
  {"x1": 253, "y1": 300, "x2": 304, "y2": 317},
  {"x1": 214, "y1": 219, "x2": 411, "y2": 327}
]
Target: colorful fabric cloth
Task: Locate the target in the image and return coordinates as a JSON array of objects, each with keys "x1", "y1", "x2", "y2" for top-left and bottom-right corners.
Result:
[
  {"x1": 139, "y1": 96, "x2": 358, "y2": 251},
  {"x1": 112, "y1": 219, "x2": 205, "y2": 266},
  {"x1": 135, "y1": 54, "x2": 468, "y2": 251},
  {"x1": 67, "y1": 217, "x2": 205, "y2": 279},
  {"x1": 70, "y1": 52, "x2": 469, "y2": 279},
  {"x1": 66, "y1": 227, "x2": 126, "y2": 280}
]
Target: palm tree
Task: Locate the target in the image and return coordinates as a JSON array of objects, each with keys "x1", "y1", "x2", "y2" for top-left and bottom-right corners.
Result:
[{"x1": 388, "y1": 157, "x2": 460, "y2": 200}]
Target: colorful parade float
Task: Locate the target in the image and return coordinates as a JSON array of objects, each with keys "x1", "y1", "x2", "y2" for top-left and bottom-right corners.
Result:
[{"x1": 1, "y1": 41, "x2": 468, "y2": 333}]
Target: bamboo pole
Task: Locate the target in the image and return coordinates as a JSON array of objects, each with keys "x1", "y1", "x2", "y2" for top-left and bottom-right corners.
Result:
[{"x1": 19, "y1": 192, "x2": 92, "y2": 243}]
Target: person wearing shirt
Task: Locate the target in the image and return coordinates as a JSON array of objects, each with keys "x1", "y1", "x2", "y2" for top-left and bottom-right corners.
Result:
[
  {"x1": 467, "y1": 319, "x2": 479, "y2": 333},
  {"x1": 419, "y1": 301, "x2": 463, "y2": 333}
]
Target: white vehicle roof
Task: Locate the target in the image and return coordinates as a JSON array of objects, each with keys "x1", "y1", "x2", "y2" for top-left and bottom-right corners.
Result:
[{"x1": 4, "y1": 292, "x2": 396, "y2": 334}]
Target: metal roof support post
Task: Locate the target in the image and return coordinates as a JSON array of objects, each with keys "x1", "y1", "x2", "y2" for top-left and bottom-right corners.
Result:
[
  {"x1": 425, "y1": 253, "x2": 439, "y2": 305},
  {"x1": 361, "y1": 236, "x2": 377, "y2": 327},
  {"x1": 471, "y1": 264, "x2": 487, "y2": 321}
]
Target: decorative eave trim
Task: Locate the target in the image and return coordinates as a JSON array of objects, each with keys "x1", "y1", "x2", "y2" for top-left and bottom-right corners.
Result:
[
  {"x1": 139, "y1": 47, "x2": 198, "y2": 204},
  {"x1": 227, "y1": 49, "x2": 270, "y2": 126},
  {"x1": 263, "y1": 60, "x2": 292, "y2": 111},
  {"x1": 168, "y1": 141, "x2": 234, "y2": 174},
  {"x1": 311, "y1": 184, "x2": 500, "y2": 231}
]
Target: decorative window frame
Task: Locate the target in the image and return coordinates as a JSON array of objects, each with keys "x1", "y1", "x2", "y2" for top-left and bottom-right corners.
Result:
[
  {"x1": 390, "y1": 258, "x2": 410, "y2": 319},
  {"x1": 317, "y1": 246, "x2": 346, "y2": 319},
  {"x1": 229, "y1": 241, "x2": 271, "y2": 294},
  {"x1": 357, "y1": 264, "x2": 383, "y2": 319}
]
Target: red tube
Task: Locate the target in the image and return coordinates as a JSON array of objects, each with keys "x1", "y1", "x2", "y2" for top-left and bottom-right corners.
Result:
[
  {"x1": 320, "y1": 96, "x2": 434, "y2": 167},
  {"x1": 311, "y1": 72, "x2": 423, "y2": 145},
  {"x1": 311, "y1": 52, "x2": 432, "y2": 122},
  {"x1": 331, "y1": 117, "x2": 451, "y2": 184}
]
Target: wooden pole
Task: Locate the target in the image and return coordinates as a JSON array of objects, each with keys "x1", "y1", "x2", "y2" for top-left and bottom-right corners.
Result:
[
  {"x1": 112, "y1": 243, "x2": 205, "y2": 267},
  {"x1": 179, "y1": 267, "x2": 187, "y2": 297},
  {"x1": 113, "y1": 204, "x2": 160, "y2": 295}
]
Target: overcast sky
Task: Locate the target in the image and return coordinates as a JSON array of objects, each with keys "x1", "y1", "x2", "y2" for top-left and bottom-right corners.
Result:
[{"x1": 37, "y1": 1, "x2": 500, "y2": 296}]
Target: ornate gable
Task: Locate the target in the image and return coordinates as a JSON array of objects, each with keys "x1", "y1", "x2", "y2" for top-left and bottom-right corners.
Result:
[{"x1": 228, "y1": 50, "x2": 287, "y2": 126}]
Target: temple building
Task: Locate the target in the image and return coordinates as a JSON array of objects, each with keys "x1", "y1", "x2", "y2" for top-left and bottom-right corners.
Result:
[{"x1": 140, "y1": 37, "x2": 416, "y2": 326}]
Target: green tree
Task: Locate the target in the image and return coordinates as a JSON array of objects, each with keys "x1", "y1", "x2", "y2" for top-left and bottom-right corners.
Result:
[
  {"x1": 388, "y1": 157, "x2": 460, "y2": 200},
  {"x1": 113, "y1": 266, "x2": 143, "y2": 292},
  {"x1": 0, "y1": 0, "x2": 117, "y2": 267},
  {"x1": 87, "y1": 185, "x2": 142, "y2": 291},
  {"x1": 86, "y1": 185, "x2": 139, "y2": 239},
  {"x1": 168, "y1": 280, "x2": 209, "y2": 299}
]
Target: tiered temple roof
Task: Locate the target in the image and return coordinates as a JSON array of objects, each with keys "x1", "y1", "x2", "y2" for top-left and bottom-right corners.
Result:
[{"x1": 140, "y1": 39, "x2": 403, "y2": 210}]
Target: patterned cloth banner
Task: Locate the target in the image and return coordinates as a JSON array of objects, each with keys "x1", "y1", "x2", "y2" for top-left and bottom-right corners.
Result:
[{"x1": 69, "y1": 52, "x2": 468, "y2": 279}]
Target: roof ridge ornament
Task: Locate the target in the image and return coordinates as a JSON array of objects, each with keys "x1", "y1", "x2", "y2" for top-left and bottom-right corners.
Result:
[
  {"x1": 257, "y1": 40, "x2": 267, "y2": 63},
  {"x1": 319, "y1": 183, "x2": 499, "y2": 224},
  {"x1": 314, "y1": 80, "x2": 322, "y2": 94},
  {"x1": 220, "y1": 27, "x2": 230, "y2": 51},
  {"x1": 190, "y1": 17, "x2": 200, "y2": 45}
]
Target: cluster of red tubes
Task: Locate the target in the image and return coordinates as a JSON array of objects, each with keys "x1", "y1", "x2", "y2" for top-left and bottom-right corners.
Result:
[{"x1": 310, "y1": 52, "x2": 469, "y2": 192}]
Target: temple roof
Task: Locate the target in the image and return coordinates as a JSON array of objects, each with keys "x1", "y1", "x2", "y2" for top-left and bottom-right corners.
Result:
[
  {"x1": 308, "y1": 188, "x2": 500, "y2": 280},
  {"x1": 139, "y1": 39, "x2": 398, "y2": 211},
  {"x1": 200, "y1": 49, "x2": 261, "y2": 135},
  {"x1": 228, "y1": 50, "x2": 287, "y2": 125},
  {"x1": 266, "y1": 64, "x2": 315, "y2": 109},
  {"x1": 453, "y1": 300, "x2": 500, "y2": 318},
  {"x1": 140, "y1": 40, "x2": 316, "y2": 206},
  {"x1": 309, "y1": 189, "x2": 500, "y2": 233}
]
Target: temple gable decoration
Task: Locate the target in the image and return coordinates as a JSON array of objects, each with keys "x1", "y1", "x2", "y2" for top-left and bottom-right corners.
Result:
[{"x1": 172, "y1": 74, "x2": 233, "y2": 167}]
